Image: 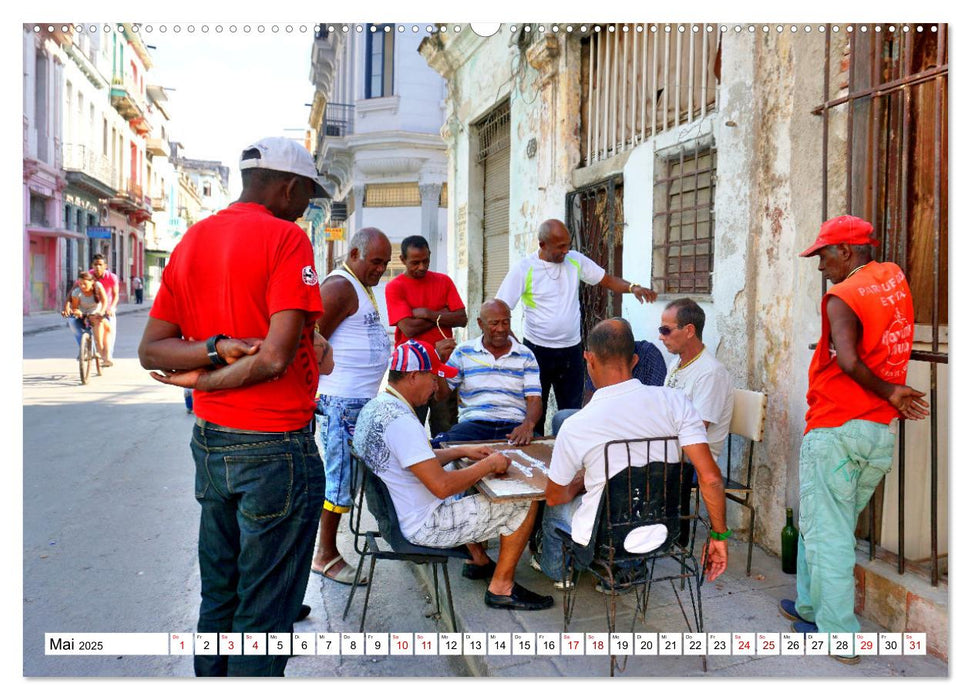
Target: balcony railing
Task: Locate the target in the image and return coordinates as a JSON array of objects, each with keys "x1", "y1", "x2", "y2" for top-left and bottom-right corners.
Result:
[
  {"x1": 325, "y1": 102, "x2": 354, "y2": 138},
  {"x1": 62, "y1": 143, "x2": 115, "y2": 187}
]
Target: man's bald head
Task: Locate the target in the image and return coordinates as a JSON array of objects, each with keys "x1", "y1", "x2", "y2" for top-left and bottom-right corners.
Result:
[
  {"x1": 538, "y1": 219, "x2": 569, "y2": 244},
  {"x1": 349, "y1": 227, "x2": 390, "y2": 258},
  {"x1": 587, "y1": 318, "x2": 636, "y2": 365},
  {"x1": 478, "y1": 298, "x2": 511, "y2": 320}
]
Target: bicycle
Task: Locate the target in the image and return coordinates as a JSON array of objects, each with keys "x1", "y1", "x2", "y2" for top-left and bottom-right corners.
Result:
[{"x1": 64, "y1": 312, "x2": 102, "y2": 384}]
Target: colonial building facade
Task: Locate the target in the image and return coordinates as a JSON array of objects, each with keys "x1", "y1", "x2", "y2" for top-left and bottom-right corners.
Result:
[
  {"x1": 420, "y1": 23, "x2": 948, "y2": 656},
  {"x1": 309, "y1": 24, "x2": 449, "y2": 322}
]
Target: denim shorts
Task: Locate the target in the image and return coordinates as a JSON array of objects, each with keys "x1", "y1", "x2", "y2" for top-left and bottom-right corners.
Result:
[{"x1": 316, "y1": 395, "x2": 369, "y2": 513}]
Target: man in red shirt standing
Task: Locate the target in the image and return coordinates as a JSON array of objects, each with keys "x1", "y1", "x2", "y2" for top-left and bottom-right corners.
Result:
[
  {"x1": 780, "y1": 216, "x2": 928, "y2": 663},
  {"x1": 384, "y1": 235, "x2": 467, "y2": 434},
  {"x1": 139, "y1": 137, "x2": 330, "y2": 676},
  {"x1": 90, "y1": 254, "x2": 119, "y2": 366}
]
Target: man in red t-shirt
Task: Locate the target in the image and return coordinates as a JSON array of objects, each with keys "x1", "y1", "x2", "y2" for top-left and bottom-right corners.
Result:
[
  {"x1": 384, "y1": 235, "x2": 467, "y2": 434},
  {"x1": 138, "y1": 137, "x2": 332, "y2": 677},
  {"x1": 779, "y1": 216, "x2": 928, "y2": 661}
]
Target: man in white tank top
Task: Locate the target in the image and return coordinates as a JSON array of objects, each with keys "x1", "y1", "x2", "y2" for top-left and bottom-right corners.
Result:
[{"x1": 312, "y1": 228, "x2": 393, "y2": 585}]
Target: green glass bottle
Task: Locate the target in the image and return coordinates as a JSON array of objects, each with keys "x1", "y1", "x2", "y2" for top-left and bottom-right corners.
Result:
[{"x1": 781, "y1": 507, "x2": 798, "y2": 574}]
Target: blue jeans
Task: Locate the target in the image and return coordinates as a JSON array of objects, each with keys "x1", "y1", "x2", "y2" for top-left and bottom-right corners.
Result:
[
  {"x1": 191, "y1": 419, "x2": 324, "y2": 676},
  {"x1": 537, "y1": 501, "x2": 580, "y2": 581},
  {"x1": 317, "y1": 395, "x2": 368, "y2": 513},
  {"x1": 431, "y1": 419, "x2": 524, "y2": 447}
]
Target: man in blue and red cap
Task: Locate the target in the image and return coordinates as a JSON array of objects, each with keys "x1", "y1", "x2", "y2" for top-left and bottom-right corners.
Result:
[
  {"x1": 779, "y1": 215, "x2": 928, "y2": 663},
  {"x1": 353, "y1": 339, "x2": 554, "y2": 611}
]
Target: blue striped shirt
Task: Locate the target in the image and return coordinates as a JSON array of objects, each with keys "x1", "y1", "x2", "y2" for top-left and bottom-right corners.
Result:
[{"x1": 445, "y1": 337, "x2": 541, "y2": 424}]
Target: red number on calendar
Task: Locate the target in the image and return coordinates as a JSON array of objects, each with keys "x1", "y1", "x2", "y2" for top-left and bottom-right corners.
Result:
[
  {"x1": 762, "y1": 640, "x2": 775, "y2": 650},
  {"x1": 737, "y1": 641, "x2": 751, "y2": 651},
  {"x1": 568, "y1": 640, "x2": 578, "y2": 650},
  {"x1": 860, "y1": 640, "x2": 872, "y2": 651}
]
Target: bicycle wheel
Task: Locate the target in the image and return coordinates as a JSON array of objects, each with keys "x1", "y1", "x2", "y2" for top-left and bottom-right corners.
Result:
[{"x1": 79, "y1": 332, "x2": 92, "y2": 384}]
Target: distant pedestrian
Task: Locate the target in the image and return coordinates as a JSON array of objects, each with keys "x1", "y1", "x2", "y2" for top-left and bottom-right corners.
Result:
[
  {"x1": 90, "y1": 254, "x2": 119, "y2": 366},
  {"x1": 132, "y1": 276, "x2": 144, "y2": 304}
]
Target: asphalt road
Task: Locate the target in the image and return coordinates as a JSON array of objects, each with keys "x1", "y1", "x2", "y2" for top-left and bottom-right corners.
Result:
[{"x1": 22, "y1": 311, "x2": 460, "y2": 678}]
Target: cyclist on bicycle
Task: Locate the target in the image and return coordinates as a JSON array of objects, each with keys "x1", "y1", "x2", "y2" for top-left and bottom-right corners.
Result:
[{"x1": 62, "y1": 271, "x2": 108, "y2": 362}]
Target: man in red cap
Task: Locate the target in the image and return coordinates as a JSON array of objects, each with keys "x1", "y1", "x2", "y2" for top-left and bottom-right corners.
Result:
[
  {"x1": 779, "y1": 215, "x2": 928, "y2": 662},
  {"x1": 352, "y1": 339, "x2": 554, "y2": 611}
]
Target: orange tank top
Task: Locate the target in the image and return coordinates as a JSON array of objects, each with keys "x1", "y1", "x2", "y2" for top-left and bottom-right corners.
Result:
[{"x1": 804, "y1": 261, "x2": 914, "y2": 433}]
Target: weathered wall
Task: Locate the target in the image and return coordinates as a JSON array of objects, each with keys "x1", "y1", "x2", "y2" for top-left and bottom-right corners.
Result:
[{"x1": 432, "y1": 31, "x2": 582, "y2": 337}]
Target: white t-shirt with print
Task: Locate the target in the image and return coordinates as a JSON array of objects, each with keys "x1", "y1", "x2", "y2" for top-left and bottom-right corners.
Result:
[
  {"x1": 496, "y1": 251, "x2": 605, "y2": 348},
  {"x1": 352, "y1": 392, "x2": 440, "y2": 539},
  {"x1": 664, "y1": 348, "x2": 734, "y2": 459},
  {"x1": 548, "y1": 379, "x2": 709, "y2": 546}
]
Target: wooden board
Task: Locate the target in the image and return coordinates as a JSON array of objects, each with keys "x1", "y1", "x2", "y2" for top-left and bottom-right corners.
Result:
[{"x1": 445, "y1": 438, "x2": 554, "y2": 501}]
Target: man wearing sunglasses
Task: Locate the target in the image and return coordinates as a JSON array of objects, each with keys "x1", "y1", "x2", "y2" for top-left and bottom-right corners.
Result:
[{"x1": 658, "y1": 298, "x2": 734, "y2": 460}]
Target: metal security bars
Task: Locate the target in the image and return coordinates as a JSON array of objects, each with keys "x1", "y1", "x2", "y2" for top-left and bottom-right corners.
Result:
[
  {"x1": 566, "y1": 176, "x2": 624, "y2": 345},
  {"x1": 363, "y1": 182, "x2": 421, "y2": 208},
  {"x1": 580, "y1": 24, "x2": 719, "y2": 166},
  {"x1": 476, "y1": 101, "x2": 511, "y2": 164},
  {"x1": 815, "y1": 24, "x2": 948, "y2": 586},
  {"x1": 652, "y1": 145, "x2": 716, "y2": 295}
]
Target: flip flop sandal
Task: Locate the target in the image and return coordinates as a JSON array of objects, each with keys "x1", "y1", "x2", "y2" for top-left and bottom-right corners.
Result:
[{"x1": 314, "y1": 555, "x2": 368, "y2": 586}]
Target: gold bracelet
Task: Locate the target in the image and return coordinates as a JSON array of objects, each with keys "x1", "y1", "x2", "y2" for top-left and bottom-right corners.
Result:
[{"x1": 629, "y1": 282, "x2": 636, "y2": 293}]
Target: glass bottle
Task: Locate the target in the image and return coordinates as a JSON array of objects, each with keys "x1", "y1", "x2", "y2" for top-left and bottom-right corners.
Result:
[{"x1": 781, "y1": 507, "x2": 798, "y2": 574}]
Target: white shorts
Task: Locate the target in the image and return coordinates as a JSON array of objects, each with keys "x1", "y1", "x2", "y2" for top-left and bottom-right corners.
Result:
[{"x1": 409, "y1": 493, "x2": 529, "y2": 548}]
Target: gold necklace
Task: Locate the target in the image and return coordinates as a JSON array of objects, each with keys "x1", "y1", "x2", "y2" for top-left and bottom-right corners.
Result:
[
  {"x1": 385, "y1": 385, "x2": 417, "y2": 417},
  {"x1": 342, "y1": 262, "x2": 379, "y2": 311},
  {"x1": 845, "y1": 263, "x2": 868, "y2": 280},
  {"x1": 666, "y1": 345, "x2": 705, "y2": 388}
]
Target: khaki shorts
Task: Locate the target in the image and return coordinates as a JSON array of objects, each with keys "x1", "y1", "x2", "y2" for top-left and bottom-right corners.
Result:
[{"x1": 409, "y1": 493, "x2": 529, "y2": 548}]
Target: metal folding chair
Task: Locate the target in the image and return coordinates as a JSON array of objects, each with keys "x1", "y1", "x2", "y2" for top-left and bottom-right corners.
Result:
[
  {"x1": 555, "y1": 436, "x2": 708, "y2": 675},
  {"x1": 342, "y1": 453, "x2": 468, "y2": 633}
]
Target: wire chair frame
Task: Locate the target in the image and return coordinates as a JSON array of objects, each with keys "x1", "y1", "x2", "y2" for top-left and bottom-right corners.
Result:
[{"x1": 558, "y1": 436, "x2": 709, "y2": 675}]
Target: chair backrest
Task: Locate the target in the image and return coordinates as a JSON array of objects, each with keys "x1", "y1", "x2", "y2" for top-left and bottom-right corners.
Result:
[
  {"x1": 591, "y1": 437, "x2": 691, "y2": 563},
  {"x1": 361, "y1": 466, "x2": 413, "y2": 552},
  {"x1": 729, "y1": 389, "x2": 767, "y2": 442}
]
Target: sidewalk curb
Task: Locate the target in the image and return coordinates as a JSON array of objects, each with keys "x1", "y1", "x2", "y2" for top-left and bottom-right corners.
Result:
[{"x1": 23, "y1": 306, "x2": 147, "y2": 337}]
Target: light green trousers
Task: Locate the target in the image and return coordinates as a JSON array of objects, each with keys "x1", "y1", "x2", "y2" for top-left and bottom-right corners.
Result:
[{"x1": 795, "y1": 419, "x2": 895, "y2": 633}]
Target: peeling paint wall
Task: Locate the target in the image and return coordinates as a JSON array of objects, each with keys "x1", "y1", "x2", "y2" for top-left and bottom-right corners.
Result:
[{"x1": 430, "y1": 32, "x2": 581, "y2": 339}]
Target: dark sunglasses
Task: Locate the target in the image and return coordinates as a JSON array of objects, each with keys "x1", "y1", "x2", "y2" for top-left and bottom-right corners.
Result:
[{"x1": 658, "y1": 325, "x2": 678, "y2": 336}]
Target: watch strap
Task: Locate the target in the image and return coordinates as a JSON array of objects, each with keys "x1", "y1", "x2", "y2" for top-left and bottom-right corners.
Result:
[{"x1": 206, "y1": 334, "x2": 229, "y2": 367}]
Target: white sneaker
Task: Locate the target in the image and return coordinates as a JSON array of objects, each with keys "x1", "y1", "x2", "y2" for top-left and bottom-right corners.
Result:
[{"x1": 530, "y1": 556, "x2": 574, "y2": 590}]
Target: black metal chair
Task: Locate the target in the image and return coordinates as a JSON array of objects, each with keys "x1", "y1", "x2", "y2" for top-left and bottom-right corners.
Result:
[
  {"x1": 555, "y1": 437, "x2": 709, "y2": 675},
  {"x1": 342, "y1": 452, "x2": 468, "y2": 633}
]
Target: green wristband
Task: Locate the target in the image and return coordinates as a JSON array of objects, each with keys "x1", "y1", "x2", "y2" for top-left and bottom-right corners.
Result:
[{"x1": 709, "y1": 529, "x2": 733, "y2": 541}]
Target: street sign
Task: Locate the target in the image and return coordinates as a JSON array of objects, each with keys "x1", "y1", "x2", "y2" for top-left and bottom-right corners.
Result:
[{"x1": 86, "y1": 226, "x2": 113, "y2": 239}]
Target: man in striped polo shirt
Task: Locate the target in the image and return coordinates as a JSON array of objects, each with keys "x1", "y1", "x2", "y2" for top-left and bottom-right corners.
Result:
[{"x1": 431, "y1": 299, "x2": 542, "y2": 447}]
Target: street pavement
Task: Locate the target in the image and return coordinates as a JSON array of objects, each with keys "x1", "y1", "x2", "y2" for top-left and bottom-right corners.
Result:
[{"x1": 21, "y1": 307, "x2": 948, "y2": 680}]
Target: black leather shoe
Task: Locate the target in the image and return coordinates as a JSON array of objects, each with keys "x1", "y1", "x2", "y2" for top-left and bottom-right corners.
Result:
[
  {"x1": 462, "y1": 559, "x2": 496, "y2": 581},
  {"x1": 484, "y1": 583, "x2": 554, "y2": 611},
  {"x1": 295, "y1": 604, "x2": 311, "y2": 622}
]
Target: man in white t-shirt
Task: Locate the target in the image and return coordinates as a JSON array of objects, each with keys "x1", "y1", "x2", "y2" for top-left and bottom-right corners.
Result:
[
  {"x1": 496, "y1": 219, "x2": 657, "y2": 429},
  {"x1": 535, "y1": 318, "x2": 730, "y2": 587},
  {"x1": 353, "y1": 340, "x2": 554, "y2": 611},
  {"x1": 659, "y1": 298, "x2": 734, "y2": 460}
]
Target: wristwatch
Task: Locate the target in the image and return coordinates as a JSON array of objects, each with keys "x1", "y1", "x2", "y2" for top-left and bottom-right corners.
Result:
[{"x1": 206, "y1": 334, "x2": 230, "y2": 367}]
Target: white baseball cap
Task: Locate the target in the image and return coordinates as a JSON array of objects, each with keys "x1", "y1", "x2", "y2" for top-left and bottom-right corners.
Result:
[{"x1": 239, "y1": 137, "x2": 330, "y2": 198}]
